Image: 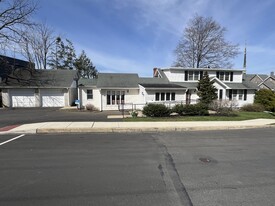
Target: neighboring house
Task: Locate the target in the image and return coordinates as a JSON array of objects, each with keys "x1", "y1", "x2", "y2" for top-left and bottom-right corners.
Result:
[
  {"x1": 79, "y1": 67, "x2": 258, "y2": 111},
  {"x1": 0, "y1": 69, "x2": 78, "y2": 108},
  {"x1": 245, "y1": 72, "x2": 275, "y2": 91}
]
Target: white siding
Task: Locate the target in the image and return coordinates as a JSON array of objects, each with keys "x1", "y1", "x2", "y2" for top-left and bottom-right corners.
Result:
[
  {"x1": 163, "y1": 70, "x2": 185, "y2": 82},
  {"x1": 80, "y1": 88, "x2": 101, "y2": 110}
]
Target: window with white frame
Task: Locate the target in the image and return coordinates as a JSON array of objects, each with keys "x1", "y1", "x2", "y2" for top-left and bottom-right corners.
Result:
[
  {"x1": 232, "y1": 89, "x2": 238, "y2": 100},
  {"x1": 107, "y1": 90, "x2": 125, "y2": 105},
  {"x1": 155, "y1": 92, "x2": 176, "y2": 101},
  {"x1": 230, "y1": 89, "x2": 246, "y2": 101},
  {"x1": 238, "y1": 90, "x2": 243, "y2": 100},
  {"x1": 188, "y1": 71, "x2": 194, "y2": 80},
  {"x1": 219, "y1": 72, "x2": 230, "y2": 81},
  {"x1": 87, "y1": 89, "x2": 93, "y2": 99},
  {"x1": 188, "y1": 71, "x2": 200, "y2": 81}
]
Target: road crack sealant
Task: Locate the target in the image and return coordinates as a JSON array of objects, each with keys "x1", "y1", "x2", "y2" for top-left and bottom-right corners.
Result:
[{"x1": 153, "y1": 135, "x2": 193, "y2": 206}]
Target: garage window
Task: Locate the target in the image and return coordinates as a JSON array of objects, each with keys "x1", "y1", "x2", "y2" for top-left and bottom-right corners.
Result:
[{"x1": 87, "y1": 90, "x2": 93, "y2": 99}]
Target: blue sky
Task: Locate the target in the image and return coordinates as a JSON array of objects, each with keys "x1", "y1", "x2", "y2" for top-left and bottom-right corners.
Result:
[{"x1": 33, "y1": 0, "x2": 275, "y2": 77}]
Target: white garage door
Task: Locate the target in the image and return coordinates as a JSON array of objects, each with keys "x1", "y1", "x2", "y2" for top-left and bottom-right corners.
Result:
[
  {"x1": 41, "y1": 89, "x2": 65, "y2": 107},
  {"x1": 11, "y1": 89, "x2": 36, "y2": 107}
]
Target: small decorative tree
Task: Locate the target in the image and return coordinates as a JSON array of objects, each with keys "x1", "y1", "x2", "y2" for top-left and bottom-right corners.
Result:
[{"x1": 197, "y1": 71, "x2": 217, "y2": 107}]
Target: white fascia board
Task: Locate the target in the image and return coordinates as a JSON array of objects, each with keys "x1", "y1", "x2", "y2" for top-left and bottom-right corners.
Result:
[{"x1": 161, "y1": 67, "x2": 245, "y2": 72}]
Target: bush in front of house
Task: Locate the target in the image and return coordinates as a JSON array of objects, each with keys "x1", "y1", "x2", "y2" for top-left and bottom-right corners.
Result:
[
  {"x1": 183, "y1": 103, "x2": 209, "y2": 116},
  {"x1": 142, "y1": 103, "x2": 171, "y2": 117},
  {"x1": 172, "y1": 103, "x2": 209, "y2": 116},
  {"x1": 85, "y1": 103, "x2": 98, "y2": 111},
  {"x1": 172, "y1": 104, "x2": 185, "y2": 115},
  {"x1": 240, "y1": 104, "x2": 265, "y2": 112},
  {"x1": 209, "y1": 100, "x2": 237, "y2": 116},
  {"x1": 254, "y1": 89, "x2": 275, "y2": 112}
]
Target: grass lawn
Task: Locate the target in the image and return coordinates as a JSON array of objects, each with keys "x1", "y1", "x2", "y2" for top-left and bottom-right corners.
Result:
[{"x1": 124, "y1": 112, "x2": 275, "y2": 121}]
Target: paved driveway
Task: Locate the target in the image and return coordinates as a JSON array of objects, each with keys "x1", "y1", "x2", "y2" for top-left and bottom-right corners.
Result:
[{"x1": 0, "y1": 108, "x2": 123, "y2": 128}]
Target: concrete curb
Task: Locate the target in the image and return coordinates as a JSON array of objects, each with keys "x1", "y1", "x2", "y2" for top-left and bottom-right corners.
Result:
[
  {"x1": 1, "y1": 119, "x2": 275, "y2": 135},
  {"x1": 36, "y1": 124, "x2": 275, "y2": 134}
]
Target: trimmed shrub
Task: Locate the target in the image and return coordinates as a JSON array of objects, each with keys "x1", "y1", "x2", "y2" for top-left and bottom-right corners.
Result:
[
  {"x1": 172, "y1": 104, "x2": 185, "y2": 115},
  {"x1": 240, "y1": 104, "x2": 265, "y2": 112},
  {"x1": 142, "y1": 103, "x2": 170, "y2": 117},
  {"x1": 172, "y1": 103, "x2": 209, "y2": 116},
  {"x1": 183, "y1": 104, "x2": 209, "y2": 116}
]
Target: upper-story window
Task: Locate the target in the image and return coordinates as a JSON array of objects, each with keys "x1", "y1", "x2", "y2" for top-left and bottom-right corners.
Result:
[
  {"x1": 185, "y1": 70, "x2": 202, "y2": 81},
  {"x1": 217, "y1": 71, "x2": 233, "y2": 81}
]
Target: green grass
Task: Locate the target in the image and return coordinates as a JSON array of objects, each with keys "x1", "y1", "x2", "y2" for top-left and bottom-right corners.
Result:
[{"x1": 124, "y1": 112, "x2": 275, "y2": 122}]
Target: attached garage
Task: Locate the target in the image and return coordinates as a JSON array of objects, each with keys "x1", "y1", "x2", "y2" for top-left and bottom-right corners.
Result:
[
  {"x1": 10, "y1": 89, "x2": 36, "y2": 107},
  {"x1": 41, "y1": 89, "x2": 65, "y2": 107}
]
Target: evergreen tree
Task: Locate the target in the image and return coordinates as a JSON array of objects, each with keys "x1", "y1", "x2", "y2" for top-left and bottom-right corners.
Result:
[
  {"x1": 74, "y1": 50, "x2": 97, "y2": 78},
  {"x1": 48, "y1": 37, "x2": 76, "y2": 70},
  {"x1": 197, "y1": 71, "x2": 217, "y2": 106},
  {"x1": 63, "y1": 39, "x2": 76, "y2": 70},
  {"x1": 254, "y1": 89, "x2": 275, "y2": 112}
]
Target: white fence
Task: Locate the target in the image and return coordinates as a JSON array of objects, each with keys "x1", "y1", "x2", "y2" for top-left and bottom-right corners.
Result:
[{"x1": 118, "y1": 99, "x2": 198, "y2": 111}]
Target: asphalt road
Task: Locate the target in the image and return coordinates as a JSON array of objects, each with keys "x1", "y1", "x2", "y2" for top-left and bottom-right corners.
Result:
[
  {"x1": 0, "y1": 108, "x2": 123, "y2": 128},
  {"x1": 1, "y1": 128, "x2": 275, "y2": 206}
]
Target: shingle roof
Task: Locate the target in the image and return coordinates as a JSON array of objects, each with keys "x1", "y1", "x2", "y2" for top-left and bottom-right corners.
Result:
[
  {"x1": 173, "y1": 82, "x2": 198, "y2": 89},
  {"x1": 261, "y1": 81, "x2": 275, "y2": 90},
  {"x1": 139, "y1": 77, "x2": 169, "y2": 84},
  {"x1": 96, "y1": 73, "x2": 139, "y2": 88},
  {"x1": 0, "y1": 69, "x2": 78, "y2": 88},
  {"x1": 139, "y1": 83, "x2": 185, "y2": 89},
  {"x1": 78, "y1": 78, "x2": 97, "y2": 87}
]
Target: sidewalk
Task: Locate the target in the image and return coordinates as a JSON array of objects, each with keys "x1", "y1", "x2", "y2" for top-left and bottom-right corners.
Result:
[{"x1": 1, "y1": 119, "x2": 275, "y2": 134}]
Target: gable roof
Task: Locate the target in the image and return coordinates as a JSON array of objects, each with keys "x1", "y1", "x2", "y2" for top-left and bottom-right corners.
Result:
[
  {"x1": 0, "y1": 69, "x2": 78, "y2": 88},
  {"x1": 88, "y1": 73, "x2": 140, "y2": 88},
  {"x1": 78, "y1": 78, "x2": 97, "y2": 87}
]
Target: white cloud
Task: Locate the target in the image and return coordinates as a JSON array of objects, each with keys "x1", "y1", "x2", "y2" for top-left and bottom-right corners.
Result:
[
  {"x1": 75, "y1": 43, "x2": 154, "y2": 76},
  {"x1": 112, "y1": 0, "x2": 210, "y2": 36}
]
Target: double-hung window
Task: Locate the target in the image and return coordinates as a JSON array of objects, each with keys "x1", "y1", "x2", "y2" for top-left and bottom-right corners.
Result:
[{"x1": 87, "y1": 89, "x2": 93, "y2": 99}]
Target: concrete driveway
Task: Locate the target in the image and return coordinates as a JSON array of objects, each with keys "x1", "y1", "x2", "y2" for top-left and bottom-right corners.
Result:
[{"x1": 0, "y1": 108, "x2": 124, "y2": 128}]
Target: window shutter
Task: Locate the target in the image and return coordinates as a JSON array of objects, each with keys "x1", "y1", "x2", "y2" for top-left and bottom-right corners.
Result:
[
  {"x1": 230, "y1": 72, "x2": 233, "y2": 82},
  {"x1": 200, "y1": 71, "x2": 203, "y2": 80},
  {"x1": 229, "y1": 89, "x2": 232, "y2": 100},
  {"x1": 185, "y1": 71, "x2": 188, "y2": 81},
  {"x1": 244, "y1": 89, "x2": 247, "y2": 101},
  {"x1": 216, "y1": 71, "x2": 220, "y2": 79}
]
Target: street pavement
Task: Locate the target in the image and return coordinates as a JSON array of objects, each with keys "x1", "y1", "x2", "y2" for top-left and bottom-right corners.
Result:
[{"x1": 1, "y1": 128, "x2": 275, "y2": 205}]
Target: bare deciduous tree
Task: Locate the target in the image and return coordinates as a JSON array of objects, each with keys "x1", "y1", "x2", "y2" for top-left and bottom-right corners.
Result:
[
  {"x1": 20, "y1": 23, "x2": 55, "y2": 69},
  {"x1": 0, "y1": 0, "x2": 37, "y2": 48},
  {"x1": 174, "y1": 15, "x2": 239, "y2": 68}
]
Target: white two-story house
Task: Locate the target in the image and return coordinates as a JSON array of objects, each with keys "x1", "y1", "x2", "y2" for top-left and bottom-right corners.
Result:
[{"x1": 79, "y1": 67, "x2": 258, "y2": 111}]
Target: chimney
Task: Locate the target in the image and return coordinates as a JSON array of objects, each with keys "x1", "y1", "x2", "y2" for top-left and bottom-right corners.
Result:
[
  {"x1": 271, "y1": 71, "x2": 274, "y2": 77},
  {"x1": 153, "y1": 68, "x2": 158, "y2": 77}
]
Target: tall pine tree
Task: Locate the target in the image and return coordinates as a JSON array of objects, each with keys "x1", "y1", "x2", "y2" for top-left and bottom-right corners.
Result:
[
  {"x1": 197, "y1": 71, "x2": 217, "y2": 106},
  {"x1": 74, "y1": 50, "x2": 97, "y2": 79},
  {"x1": 48, "y1": 37, "x2": 76, "y2": 70}
]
